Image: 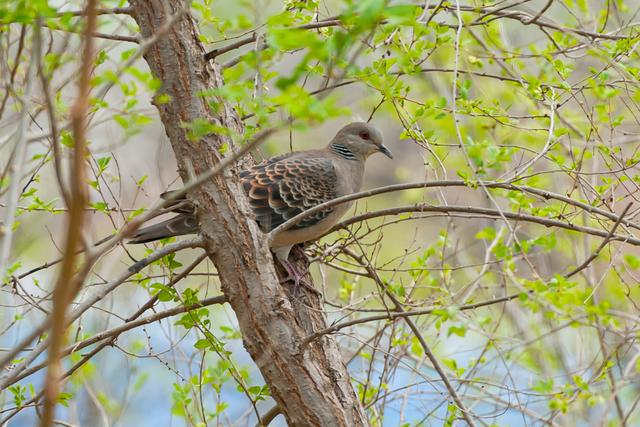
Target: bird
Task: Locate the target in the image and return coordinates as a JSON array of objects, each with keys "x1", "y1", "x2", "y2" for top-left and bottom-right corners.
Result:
[{"x1": 129, "y1": 122, "x2": 393, "y2": 285}]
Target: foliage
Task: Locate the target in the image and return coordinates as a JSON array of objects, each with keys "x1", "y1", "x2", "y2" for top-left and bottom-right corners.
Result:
[{"x1": 1, "y1": 0, "x2": 640, "y2": 425}]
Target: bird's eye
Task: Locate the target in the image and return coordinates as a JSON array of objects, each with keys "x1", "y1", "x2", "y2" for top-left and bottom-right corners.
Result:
[{"x1": 359, "y1": 131, "x2": 370, "y2": 140}]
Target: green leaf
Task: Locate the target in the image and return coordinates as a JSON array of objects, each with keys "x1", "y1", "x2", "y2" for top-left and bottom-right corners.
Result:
[
  {"x1": 475, "y1": 227, "x2": 496, "y2": 240},
  {"x1": 384, "y1": 5, "x2": 418, "y2": 25},
  {"x1": 447, "y1": 324, "x2": 467, "y2": 337},
  {"x1": 624, "y1": 254, "x2": 640, "y2": 269},
  {"x1": 194, "y1": 339, "x2": 211, "y2": 350},
  {"x1": 90, "y1": 202, "x2": 108, "y2": 213},
  {"x1": 96, "y1": 156, "x2": 111, "y2": 172}
]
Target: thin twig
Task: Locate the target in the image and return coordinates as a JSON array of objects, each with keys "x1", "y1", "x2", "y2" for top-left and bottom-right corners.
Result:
[
  {"x1": 567, "y1": 203, "x2": 633, "y2": 278},
  {"x1": 342, "y1": 248, "x2": 478, "y2": 426},
  {"x1": 0, "y1": 238, "x2": 203, "y2": 390},
  {"x1": 303, "y1": 291, "x2": 526, "y2": 345},
  {"x1": 268, "y1": 180, "x2": 640, "y2": 241},
  {"x1": 329, "y1": 204, "x2": 640, "y2": 246},
  {"x1": 54, "y1": 7, "x2": 132, "y2": 17},
  {"x1": 204, "y1": 18, "x2": 342, "y2": 61},
  {"x1": 523, "y1": 0, "x2": 554, "y2": 25}
]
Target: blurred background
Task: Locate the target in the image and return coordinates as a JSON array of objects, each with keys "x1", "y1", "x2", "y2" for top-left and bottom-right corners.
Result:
[{"x1": 2, "y1": 0, "x2": 640, "y2": 425}]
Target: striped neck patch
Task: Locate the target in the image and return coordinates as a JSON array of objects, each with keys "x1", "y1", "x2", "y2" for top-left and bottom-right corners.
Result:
[{"x1": 330, "y1": 143, "x2": 357, "y2": 160}]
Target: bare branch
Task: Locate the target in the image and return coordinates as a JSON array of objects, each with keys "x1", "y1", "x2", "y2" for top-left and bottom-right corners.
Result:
[
  {"x1": 270, "y1": 180, "x2": 640, "y2": 243},
  {"x1": 54, "y1": 7, "x2": 132, "y2": 17},
  {"x1": 304, "y1": 292, "x2": 526, "y2": 344},
  {"x1": 331, "y1": 204, "x2": 640, "y2": 246},
  {"x1": 566, "y1": 203, "x2": 633, "y2": 278},
  {"x1": 40, "y1": 0, "x2": 96, "y2": 423},
  {"x1": 0, "y1": 238, "x2": 204, "y2": 390},
  {"x1": 342, "y1": 247, "x2": 478, "y2": 426}
]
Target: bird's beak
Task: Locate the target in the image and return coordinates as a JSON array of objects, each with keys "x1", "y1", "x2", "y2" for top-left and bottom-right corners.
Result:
[{"x1": 378, "y1": 144, "x2": 393, "y2": 159}]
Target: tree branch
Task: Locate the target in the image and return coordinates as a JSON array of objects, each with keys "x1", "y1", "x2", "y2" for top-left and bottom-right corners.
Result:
[
  {"x1": 330, "y1": 204, "x2": 640, "y2": 246},
  {"x1": 566, "y1": 203, "x2": 633, "y2": 278},
  {"x1": 0, "y1": 238, "x2": 204, "y2": 390},
  {"x1": 41, "y1": 1, "x2": 95, "y2": 424},
  {"x1": 342, "y1": 247, "x2": 478, "y2": 426},
  {"x1": 129, "y1": 1, "x2": 369, "y2": 424},
  {"x1": 269, "y1": 180, "x2": 640, "y2": 243},
  {"x1": 0, "y1": 294, "x2": 226, "y2": 425}
]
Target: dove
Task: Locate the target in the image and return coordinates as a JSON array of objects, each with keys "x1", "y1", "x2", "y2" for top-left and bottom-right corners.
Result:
[{"x1": 130, "y1": 122, "x2": 392, "y2": 284}]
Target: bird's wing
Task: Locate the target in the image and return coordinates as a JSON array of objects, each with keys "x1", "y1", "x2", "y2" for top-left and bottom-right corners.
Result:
[
  {"x1": 130, "y1": 153, "x2": 339, "y2": 243},
  {"x1": 240, "y1": 153, "x2": 338, "y2": 232}
]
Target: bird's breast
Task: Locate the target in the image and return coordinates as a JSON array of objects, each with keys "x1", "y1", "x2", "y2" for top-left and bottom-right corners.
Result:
[{"x1": 270, "y1": 201, "x2": 353, "y2": 249}]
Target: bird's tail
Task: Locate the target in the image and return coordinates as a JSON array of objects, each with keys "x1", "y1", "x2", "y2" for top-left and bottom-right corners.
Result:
[{"x1": 128, "y1": 214, "x2": 198, "y2": 244}]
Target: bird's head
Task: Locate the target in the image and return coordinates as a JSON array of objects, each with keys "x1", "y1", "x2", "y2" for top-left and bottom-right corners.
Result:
[{"x1": 330, "y1": 122, "x2": 393, "y2": 161}]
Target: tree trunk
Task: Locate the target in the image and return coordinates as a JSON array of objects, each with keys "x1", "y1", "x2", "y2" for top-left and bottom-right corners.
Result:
[{"x1": 129, "y1": 2, "x2": 369, "y2": 425}]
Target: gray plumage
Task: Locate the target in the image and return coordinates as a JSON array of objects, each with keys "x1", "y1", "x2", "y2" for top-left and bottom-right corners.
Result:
[{"x1": 129, "y1": 122, "x2": 392, "y2": 261}]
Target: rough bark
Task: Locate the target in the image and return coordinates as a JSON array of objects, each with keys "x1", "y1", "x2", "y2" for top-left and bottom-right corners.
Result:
[{"x1": 129, "y1": 2, "x2": 369, "y2": 426}]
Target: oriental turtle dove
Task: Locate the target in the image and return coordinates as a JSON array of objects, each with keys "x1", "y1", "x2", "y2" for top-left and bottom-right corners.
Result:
[{"x1": 130, "y1": 122, "x2": 392, "y2": 278}]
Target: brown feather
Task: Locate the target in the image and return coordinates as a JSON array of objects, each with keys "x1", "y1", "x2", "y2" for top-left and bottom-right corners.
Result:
[{"x1": 128, "y1": 122, "x2": 391, "y2": 250}]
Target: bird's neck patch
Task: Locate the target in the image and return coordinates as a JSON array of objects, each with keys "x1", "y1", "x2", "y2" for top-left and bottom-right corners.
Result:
[{"x1": 330, "y1": 143, "x2": 357, "y2": 160}]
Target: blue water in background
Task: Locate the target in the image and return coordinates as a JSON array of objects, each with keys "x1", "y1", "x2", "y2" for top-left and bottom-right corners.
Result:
[{"x1": 3, "y1": 307, "x2": 563, "y2": 427}]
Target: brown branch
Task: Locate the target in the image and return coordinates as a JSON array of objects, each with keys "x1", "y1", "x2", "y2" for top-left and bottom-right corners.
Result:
[
  {"x1": 0, "y1": 294, "x2": 226, "y2": 425},
  {"x1": 204, "y1": 18, "x2": 342, "y2": 61},
  {"x1": 40, "y1": 1, "x2": 96, "y2": 425},
  {"x1": 329, "y1": 204, "x2": 640, "y2": 246},
  {"x1": 205, "y1": 32, "x2": 257, "y2": 60},
  {"x1": 257, "y1": 405, "x2": 281, "y2": 427},
  {"x1": 44, "y1": 24, "x2": 139, "y2": 43},
  {"x1": 342, "y1": 247, "x2": 478, "y2": 426},
  {"x1": 0, "y1": 25, "x2": 26, "y2": 119},
  {"x1": 0, "y1": 239, "x2": 204, "y2": 391},
  {"x1": 55, "y1": 7, "x2": 132, "y2": 17},
  {"x1": 565, "y1": 203, "x2": 633, "y2": 278},
  {"x1": 86, "y1": 31, "x2": 138, "y2": 43},
  {"x1": 523, "y1": 0, "x2": 554, "y2": 25},
  {"x1": 269, "y1": 180, "x2": 640, "y2": 243},
  {"x1": 304, "y1": 292, "x2": 526, "y2": 345}
]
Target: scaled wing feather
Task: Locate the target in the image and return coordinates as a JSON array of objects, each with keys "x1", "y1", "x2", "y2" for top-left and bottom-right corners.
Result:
[{"x1": 240, "y1": 154, "x2": 338, "y2": 232}]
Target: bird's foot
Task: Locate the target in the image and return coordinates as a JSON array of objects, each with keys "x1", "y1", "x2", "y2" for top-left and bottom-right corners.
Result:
[
  {"x1": 291, "y1": 243, "x2": 310, "y2": 261},
  {"x1": 278, "y1": 259, "x2": 321, "y2": 296}
]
